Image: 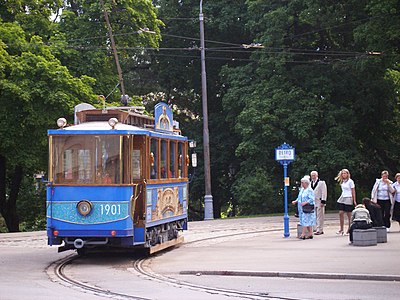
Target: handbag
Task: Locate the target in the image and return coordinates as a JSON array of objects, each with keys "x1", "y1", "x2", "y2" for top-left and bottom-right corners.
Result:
[{"x1": 302, "y1": 203, "x2": 315, "y2": 213}]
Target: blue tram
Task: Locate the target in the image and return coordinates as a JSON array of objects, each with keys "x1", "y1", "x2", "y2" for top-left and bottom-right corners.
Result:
[{"x1": 46, "y1": 102, "x2": 190, "y2": 254}]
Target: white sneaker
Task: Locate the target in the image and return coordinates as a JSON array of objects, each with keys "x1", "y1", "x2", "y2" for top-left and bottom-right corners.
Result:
[{"x1": 386, "y1": 228, "x2": 390, "y2": 232}]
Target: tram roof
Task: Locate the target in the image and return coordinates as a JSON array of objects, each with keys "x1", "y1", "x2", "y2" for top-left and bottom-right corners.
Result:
[{"x1": 48, "y1": 122, "x2": 187, "y2": 141}]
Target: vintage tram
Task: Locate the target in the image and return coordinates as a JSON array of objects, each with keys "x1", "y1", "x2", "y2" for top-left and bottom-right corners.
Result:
[{"x1": 46, "y1": 102, "x2": 190, "y2": 254}]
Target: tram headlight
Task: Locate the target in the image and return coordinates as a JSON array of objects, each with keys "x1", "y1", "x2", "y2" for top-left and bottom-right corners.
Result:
[
  {"x1": 77, "y1": 200, "x2": 92, "y2": 216},
  {"x1": 108, "y1": 117, "x2": 118, "y2": 129},
  {"x1": 57, "y1": 118, "x2": 67, "y2": 129}
]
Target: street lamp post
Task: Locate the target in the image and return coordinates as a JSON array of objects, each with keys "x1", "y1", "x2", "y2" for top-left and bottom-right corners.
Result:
[{"x1": 199, "y1": 0, "x2": 213, "y2": 220}]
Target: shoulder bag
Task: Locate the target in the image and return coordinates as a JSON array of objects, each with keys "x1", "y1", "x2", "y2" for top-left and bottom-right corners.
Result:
[{"x1": 302, "y1": 203, "x2": 315, "y2": 213}]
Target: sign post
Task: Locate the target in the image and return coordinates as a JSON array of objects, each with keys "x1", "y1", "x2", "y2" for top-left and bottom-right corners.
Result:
[{"x1": 275, "y1": 143, "x2": 295, "y2": 238}]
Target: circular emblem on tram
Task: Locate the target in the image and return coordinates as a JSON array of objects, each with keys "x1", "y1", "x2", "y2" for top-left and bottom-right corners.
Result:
[{"x1": 77, "y1": 200, "x2": 93, "y2": 216}]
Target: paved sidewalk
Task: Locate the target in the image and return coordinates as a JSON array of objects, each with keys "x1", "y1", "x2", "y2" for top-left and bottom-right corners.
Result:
[{"x1": 150, "y1": 214, "x2": 400, "y2": 281}]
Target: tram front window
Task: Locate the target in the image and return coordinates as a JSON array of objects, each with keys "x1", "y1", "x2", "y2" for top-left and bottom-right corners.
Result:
[{"x1": 51, "y1": 135, "x2": 123, "y2": 184}]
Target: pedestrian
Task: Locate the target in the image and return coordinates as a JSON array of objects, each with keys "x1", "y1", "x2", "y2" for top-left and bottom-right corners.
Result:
[
  {"x1": 391, "y1": 173, "x2": 400, "y2": 231},
  {"x1": 348, "y1": 204, "x2": 372, "y2": 244},
  {"x1": 310, "y1": 171, "x2": 327, "y2": 235},
  {"x1": 371, "y1": 170, "x2": 395, "y2": 232},
  {"x1": 362, "y1": 198, "x2": 383, "y2": 227},
  {"x1": 292, "y1": 176, "x2": 316, "y2": 240},
  {"x1": 335, "y1": 169, "x2": 357, "y2": 235},
  {"x1": 294, "y1": 175, "x2": 310, "y2": 218}
]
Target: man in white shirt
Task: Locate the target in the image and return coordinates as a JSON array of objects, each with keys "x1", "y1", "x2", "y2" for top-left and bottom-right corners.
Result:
[{"x1": 310, "y1": 171, "x2": 327, "y2": 235}]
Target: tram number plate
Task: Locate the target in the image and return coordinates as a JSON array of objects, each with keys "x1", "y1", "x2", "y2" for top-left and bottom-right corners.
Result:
[{"x1": 100, "y1": 204, "x2": 121, "y2": 216}]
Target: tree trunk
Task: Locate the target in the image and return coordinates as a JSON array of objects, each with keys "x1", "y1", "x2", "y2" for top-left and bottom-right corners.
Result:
[{"x1": 4, "y1": 165, "x2": 24, "y2": 232}]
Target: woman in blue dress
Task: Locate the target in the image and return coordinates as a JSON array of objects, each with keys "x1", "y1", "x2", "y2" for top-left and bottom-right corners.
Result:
[{"x1": 292, "y1": 177, "x2": 316, "y2": 239}]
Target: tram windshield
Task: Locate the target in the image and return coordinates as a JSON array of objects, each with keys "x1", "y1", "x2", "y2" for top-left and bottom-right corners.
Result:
[{"x1": 50, "y1": 135, "x2": 127, "y2": 184}]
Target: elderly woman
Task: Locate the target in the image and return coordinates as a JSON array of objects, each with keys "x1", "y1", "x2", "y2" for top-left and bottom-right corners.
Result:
[
  {"x1": 371, "y1": 170, "x2": 395, "y2": 231},
  {"x1": 292, "y1": 177, "x2": 316, "y2": 239}
]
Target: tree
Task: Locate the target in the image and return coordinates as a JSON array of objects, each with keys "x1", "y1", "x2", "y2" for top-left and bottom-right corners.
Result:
[
  {"x1": 0, "y1": 0, "x2": 164, "y2": 231},
  {"x1": 53, "y1": 0, "x2": 162, "y2": 104},
  {"x1": 148, "y1": 0, "x2": 251, "y2": 219},
  {"x1": 222, "y1": 0, "x2": 400, "y2": 212},
  {"x1": 0, "y1": 20, "x2": 96, "y2": 232}
]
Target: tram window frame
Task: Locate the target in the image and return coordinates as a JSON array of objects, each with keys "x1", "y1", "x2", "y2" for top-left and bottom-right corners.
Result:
[
  {"x1": 183, "y1": 141, "x2": 188, "y2": 178},
  {"x1": 147, "y1": 137, "x2": 188, "y2": 182},
  {"x1": 160, "y1": 140, "x2": 168, "y2": 179},
  {"x1": 131, "y1": 135, "x2": 143, "y2": 181},
  {"x1": 169, "y1": 141, "x2": 176, "y2": 178},
  {"x1": 150, "y1": 138, "x2": 159, "y2": 179},
  {"x1": 51, "y1": 135, "x2": 128, "y2": 185},
  {"x1": 178, "y1": 142, "x2": 183, "y2": 178}
]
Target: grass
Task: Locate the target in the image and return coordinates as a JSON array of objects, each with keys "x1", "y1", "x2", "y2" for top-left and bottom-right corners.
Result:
[{"x1": 0, "y1": 216, "x2": 8, "y2": 233}]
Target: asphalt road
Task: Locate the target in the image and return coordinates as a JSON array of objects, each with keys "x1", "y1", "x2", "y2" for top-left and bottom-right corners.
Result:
[{"x1": 0, "y1": 215, "x2": 399, "y2": 300}]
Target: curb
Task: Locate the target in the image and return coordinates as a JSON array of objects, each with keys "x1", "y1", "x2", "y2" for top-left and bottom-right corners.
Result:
[{"x1": 179, "y1": 270, "x2": 400, "y2": 282}]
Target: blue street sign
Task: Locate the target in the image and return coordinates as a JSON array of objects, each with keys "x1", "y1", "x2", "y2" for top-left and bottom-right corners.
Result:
[
  {"x1": 275, "y1": 143, "x2": 295, "y2": 238},
  {"x1": 275, "y1": 143, "x2": 295, "y2": 165}
]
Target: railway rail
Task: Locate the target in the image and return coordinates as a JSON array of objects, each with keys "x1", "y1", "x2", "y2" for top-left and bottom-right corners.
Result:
[{"x1": 47, "y1": 228, "x2": 303, "y2": 300}]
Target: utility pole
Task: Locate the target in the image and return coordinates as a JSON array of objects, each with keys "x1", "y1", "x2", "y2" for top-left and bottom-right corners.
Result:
[
  {"x1": 100, "y1": 0, "x2": 127, "y2": 103},
  {"x1": 199, "y1": 0, "x2": 213, "y2": 220}
]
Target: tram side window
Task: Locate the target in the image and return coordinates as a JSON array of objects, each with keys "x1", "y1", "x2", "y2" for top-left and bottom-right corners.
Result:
[
  {"x1": 78, "y1": 149, "x2": 91, "y2": 182},
  {"x1": 169, "y1": 141, "x2": 176, "y2": 178},
  {"x1": 150, "y1": 139, "x2": 158, "y2": 179},
  {"x1": 94, "y1": 136, "x2": 121, "y2": 184},
  {"x1": 63, "y1": 149, "x2": 73, "y2": 180},
  {"x1": 161, "y1": 140, "x2": 167, "y2": 179},
  {"x1": 178, "y1": 142, "x2": 183, "y2": 178},
  {"x1": 132, "y1": 149, "x2": 141, "y2": 180}
]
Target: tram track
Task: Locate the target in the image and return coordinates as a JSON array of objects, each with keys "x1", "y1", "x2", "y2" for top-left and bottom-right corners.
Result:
[
  {"x1": 131, "y1": 228, "x2": 304, "y2": 300},
  {"x1": 47, "y1": 254, "x2": 151, "y2": 300},
  {"x1": 46, "y1": 227, "x2": 303, "y2": 300}
]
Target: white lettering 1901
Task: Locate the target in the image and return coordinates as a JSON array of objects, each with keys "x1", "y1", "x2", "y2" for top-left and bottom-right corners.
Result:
[{"x1": 100, "y1": 204, "x2": 121, "y2": 215}]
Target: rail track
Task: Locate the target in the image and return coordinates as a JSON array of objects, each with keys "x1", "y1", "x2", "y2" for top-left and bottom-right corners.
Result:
[{"x1": 47, "y1": 228, "x2": 303, "y2": 300}]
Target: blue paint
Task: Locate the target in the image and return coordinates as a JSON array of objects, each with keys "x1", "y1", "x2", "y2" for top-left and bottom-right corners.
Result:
[
  {"x1": 48, "y1": 128, "x2": 187, "y2": 141},
  {"x1": 134, "y1": 228, "x2": 145, "y2": 243},
  {"x1": 154, "y1": 102, "x2": 173, "y2": 132},
  {"x1": 47, "y1": 186, "x2": 133, "y2": 201},
  {"x1": 46, "y1": 201, "x2": 130, "y2": 224}
]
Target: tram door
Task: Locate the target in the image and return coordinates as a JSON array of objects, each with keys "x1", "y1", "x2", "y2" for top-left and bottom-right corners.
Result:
[{"x1": 131, "y1": 135, "x2": 145, "y2": 228}]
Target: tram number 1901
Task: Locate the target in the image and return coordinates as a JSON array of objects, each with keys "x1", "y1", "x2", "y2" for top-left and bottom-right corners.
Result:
[{"x1": 100, "y1": 204, "x2": 121, "y2": 216}]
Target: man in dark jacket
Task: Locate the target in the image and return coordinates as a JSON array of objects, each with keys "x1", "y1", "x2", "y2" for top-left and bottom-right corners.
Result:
[{"x1": 362, "y1": 198, "x2": 383, "y2": 227}]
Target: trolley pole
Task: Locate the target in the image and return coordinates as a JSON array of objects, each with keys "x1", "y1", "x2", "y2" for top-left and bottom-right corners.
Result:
[
  {"x1": 199, "y1": 0, "x2": 213, "y2": 220},
  {"x1": 100, "y1": 0, "x2": 127, "y2": 102}
]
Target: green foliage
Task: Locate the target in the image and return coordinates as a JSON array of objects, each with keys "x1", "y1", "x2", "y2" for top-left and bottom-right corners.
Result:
[
  {"x1": 17, "y1": 176, "x2": 46, "y2": 232},
  {"x1": 1, "y1": 0, "x2": 399, "y2": 228},
  {"x1": 152, "y1": 0, "x2": 250, "y2": 219},
  {"x1": 0, "y1": 6, "x2": 98, "y2": 231},
  {"x1": 233, "y1": 167, "x2": 278, "y2": 215},
  {"x1": 0, "y1": 0, "x2": 164, "y2": 231},
  {"x1": 53, "y1": 0, "x2": 162, "y2": 103},
  {"x1": 0, "y1": 20, "x2": 96, "y2": 170},
  {"x1": 222, "y1": 0, "x2": 400, "y2": 209}
]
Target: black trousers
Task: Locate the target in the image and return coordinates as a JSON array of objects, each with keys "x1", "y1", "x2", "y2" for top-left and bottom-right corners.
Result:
[
  {"x1": 377, "y1": 200, "x2": 392, "y2": 228},
  {"x1": 349, "y1": 221, "x2": 372, "y2": 242}
]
